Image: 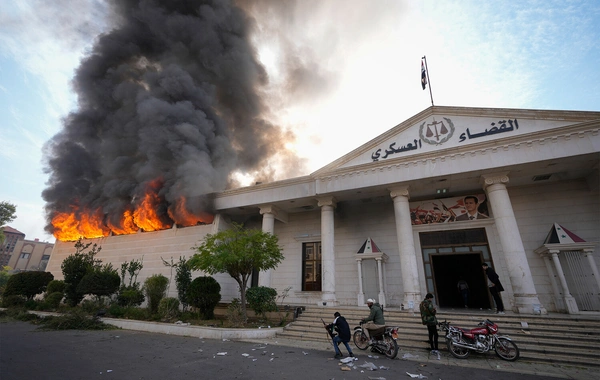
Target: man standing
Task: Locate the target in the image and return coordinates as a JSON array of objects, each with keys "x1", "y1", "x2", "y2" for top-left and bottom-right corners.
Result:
[
  {"x1": 456, "y1": 195, "x2": 488, "y2": 221},
  {"x1": 361, "y1": 298, "x2": 385, "y2": 343},
  {"x1": 326, "y1": 312, "x2": 355, "y2": 359},
  {"x1": 419, "y1": 293, "x2": 439, "y2": 354},
  {"x1": 483, "y1": 262, "x2": 505, "y2": 314}
]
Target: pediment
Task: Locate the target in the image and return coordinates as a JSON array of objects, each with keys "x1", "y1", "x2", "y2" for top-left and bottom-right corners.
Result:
[{"x1": 312, "y1": 106, "x2": 600, "y2": 176}]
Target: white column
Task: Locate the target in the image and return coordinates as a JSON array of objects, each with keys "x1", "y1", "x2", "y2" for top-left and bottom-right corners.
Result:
[
  {"x1": 258, "y1": 206, "x2": 276, "y2": 287},
  {"x1": 542, "y1": 254, "x2": 565, "y2": 311},
  {"x1": 389, "y1": 186, "x2": 420, "y2": 309},
  {"x1": 550, "y1": 250, "x2": 579, "y2": 314},
  {"x1": 357, "y1": 258, "x2": 365, "y2": 305},
  {"x1": 483, "y1": 173, "x2": 546, "y2": 314},
  {"x1": 583, "y1": 249, "x2": 600, "y2": 291},
  {"x1": 318, "y1": 197, "x2": 337, "y2": 306},
  {"x1": 376, "y1": 258, "x2": 386, "y2": 306}
]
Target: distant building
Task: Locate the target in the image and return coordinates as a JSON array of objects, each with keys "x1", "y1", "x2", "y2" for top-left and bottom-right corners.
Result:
[
  {"x1": 8, "y1": 238, "x2": 54, "y2": 272},
  {"x1": 0, "y1": 226, "x2": 25, "y2": 267}
]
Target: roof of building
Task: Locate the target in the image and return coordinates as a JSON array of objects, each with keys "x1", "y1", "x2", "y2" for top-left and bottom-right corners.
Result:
[{"x1": 1, "y1": 226, "x2": 25, "y2": 235}]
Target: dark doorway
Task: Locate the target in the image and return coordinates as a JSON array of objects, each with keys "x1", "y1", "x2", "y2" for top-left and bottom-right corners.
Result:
[{"x1": 431, "y1": 253, "x2": 490, "y2": 309}]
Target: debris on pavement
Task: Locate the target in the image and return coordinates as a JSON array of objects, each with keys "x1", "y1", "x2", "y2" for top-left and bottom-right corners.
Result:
[{"x1": 406, "y1": 372, "x2": 427, "y2": 379}]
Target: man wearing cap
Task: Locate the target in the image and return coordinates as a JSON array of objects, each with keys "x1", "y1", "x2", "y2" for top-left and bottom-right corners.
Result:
[
  {"x1": 361, "y1": 298, "x2": 385, "y2": 343},
  {"x1": 326, "y1": 312, "x2": 355, "y2": 359}
]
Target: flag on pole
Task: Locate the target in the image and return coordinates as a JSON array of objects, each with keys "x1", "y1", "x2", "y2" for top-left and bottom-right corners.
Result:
[{"x1": 421, "y1": 59, "x2": 427, "y2": 90}]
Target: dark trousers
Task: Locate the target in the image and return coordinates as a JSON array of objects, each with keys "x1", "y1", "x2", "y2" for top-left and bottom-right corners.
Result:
[
  {"x1": 490, "y1": 286, "x2": 504, "y2": 312},
  {"x1": 427, "y1": 324, "x2": 438, "y2": 350}
]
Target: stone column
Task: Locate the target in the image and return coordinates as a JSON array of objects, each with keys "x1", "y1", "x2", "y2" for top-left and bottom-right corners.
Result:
[
  {"x1": 356, "y1": 258, "x2": 365, "y2": 305},
  {"x1": 583, "y1": 248, "x2": 600, "y2": 291},
  {"x1": 376, "y1": 257, "x2": 386, "y2": 306},
  {"x1": 389, "y1": 186, "x2": 420, "y2": 310},
  {"x1": 318, "y1": 197, "x2": 337, "y2": 306},
  {"x1": 258, "y1": 206, "x2": 276, "y2": 287},
  {"x1": 550, "y1": 250, "x2": 579, "y2": 314},
  {"x1": 483, "y1": 173, "x2": 546, "y2": 314},
  {"x1": 542, "y1": 254, "x2": 565, "y2": 311}
]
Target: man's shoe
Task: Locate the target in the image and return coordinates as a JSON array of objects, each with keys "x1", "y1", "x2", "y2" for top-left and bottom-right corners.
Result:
[
  {"x1": 349, "y1": 352, "x2": 355, "y2": 357},
  {"x1": 498, "y1": 311, "x2": 505, "y2": 315},
  {"x1": 334, "y1": 354, "x2": 343, "y2": 359}
]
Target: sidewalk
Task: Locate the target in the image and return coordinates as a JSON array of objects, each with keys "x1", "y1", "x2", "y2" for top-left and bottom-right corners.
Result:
[{"x1": 240, "y1": 335, "x2": 598, "y2": 380}]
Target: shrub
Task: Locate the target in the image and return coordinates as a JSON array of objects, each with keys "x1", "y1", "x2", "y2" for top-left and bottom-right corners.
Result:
[
  {"x1": 44, "y1": 292, "x2": 64, "y2": 310},
  {"x1": 123, "y1": 306, "x2": 150, "y2": 321},
  {"x1": 158, "y1": 297, "x2": 180, "y2": 320},
  {"x1": 1, "y1": 294, "x2": 25, "y2": 308},
  {"x1": 3, "y1": 271, "x2": 54, "y2": 300},
  {"x1": 143, "y1": 274, "x2": 169, "y2": 314},
  {"x1": 61, "y1": 240, "x2": 102, "y2": 306},
  {"x1": 226, "y1": 298, "x2": 244, "y2": 327},
  {"x1": 46, "y1": 280, "x2": 66, "y2": 295},
  {"x1": 187, "y1": 276, "x2": 221, "y2": 319},
  {"x1": 77, "y1": 265, "x2": 120, "y2": 301},
  {"x1": 246, "y1": 286, "x2": 277, "y2": 318},
  {"x1": 116, "y1": 285, "x2": 145, "y2": 307},
  {"x1": 0, "y1": 265, "x2": 12, "y2": 295},
  {"x1": 107, "y1": 304, "x2": 125, "y2": 318}
]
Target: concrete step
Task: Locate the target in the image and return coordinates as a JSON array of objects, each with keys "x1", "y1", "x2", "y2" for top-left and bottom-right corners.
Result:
[{"x1": 278, "y1": 306, "x2": 600, "y2": 367}]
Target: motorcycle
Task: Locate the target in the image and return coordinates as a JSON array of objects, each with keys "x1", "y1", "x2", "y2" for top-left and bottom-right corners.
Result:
[
  {"x1": 439, "y1": 319, "x2": 520, "y2": 361},
  {"x1": 352, "y1": 321, "x2": 399, "y2": 359}
]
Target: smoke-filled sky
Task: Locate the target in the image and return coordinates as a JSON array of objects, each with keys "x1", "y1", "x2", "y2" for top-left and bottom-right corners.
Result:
[{"x1": 1, "y1": 0, "x2": 599, "y2": 243}]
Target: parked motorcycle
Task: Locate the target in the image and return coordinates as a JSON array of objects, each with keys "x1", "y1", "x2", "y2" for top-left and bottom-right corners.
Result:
[
  {"x1": 352, "y1": 322, "x2": 399, "y2": 359},
  {"x1": 439, "y1": 319, "x2": 520, "y2": 361}
]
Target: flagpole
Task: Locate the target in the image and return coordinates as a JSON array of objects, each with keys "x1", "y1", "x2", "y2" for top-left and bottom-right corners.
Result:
[{"x1": 422, "y1": 55, "x2": 434, "y2": 106}]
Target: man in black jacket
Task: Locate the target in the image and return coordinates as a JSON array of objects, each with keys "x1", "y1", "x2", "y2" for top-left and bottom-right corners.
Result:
[
  {"x1": 326, "y1": 312, "x2": 355, "y2": 359},
  {"x1": 483, "y1": 262, "x2": 505, "y2": 314}
]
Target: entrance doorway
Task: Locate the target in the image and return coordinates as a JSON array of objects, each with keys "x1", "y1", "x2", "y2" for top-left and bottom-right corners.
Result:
[
  {"x1": 420, "y1": 228, "x2": 493, "y2": 309},
  {"x1": 431, "y1": 253, "x2": 490, "y2": 309}
]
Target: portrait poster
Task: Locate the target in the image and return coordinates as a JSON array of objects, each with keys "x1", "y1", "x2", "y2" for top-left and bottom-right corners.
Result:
[{"x1": 409, "y1": 194, "x2": 489, "y2": 225}]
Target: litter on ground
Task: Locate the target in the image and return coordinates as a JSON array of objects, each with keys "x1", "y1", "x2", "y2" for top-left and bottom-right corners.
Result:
[{"x1": 406, "y1": 372, "x2": 427, "y2": 379}]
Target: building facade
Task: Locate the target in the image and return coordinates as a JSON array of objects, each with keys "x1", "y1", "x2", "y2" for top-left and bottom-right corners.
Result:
[
  {"x1": 46, "y1": 106, "x2": 600, "y2": 315},
  {"x1": 0, "y1": 226, "x2": 25, "y2": 267},
  {"x1": 8, "y1": 238, "x2": 54, "y2": 272}
]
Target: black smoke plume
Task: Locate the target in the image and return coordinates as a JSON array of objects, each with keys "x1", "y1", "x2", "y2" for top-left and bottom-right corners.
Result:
[{"x1": 42, "y1": 0, "x2": 301, "y2": 235}]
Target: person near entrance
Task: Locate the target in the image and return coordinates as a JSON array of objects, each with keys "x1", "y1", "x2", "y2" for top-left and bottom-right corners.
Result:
[
  {"x1": 361, "y1": 298, "x2": 385, "y2": 343},
  {"x1": 482, "y1": 262, "x2": 505, "y2": 314},
  {"x1": 419, "y1": 293, "x2": 439, "y2": 354},
  {"x1": 456, "y1": 195, "x2": 488, "y2": 221},
  {"x1": 456, "y1": 277, "x2": 470, "y2": 308},
  {"x1": 325, "y1": 312, "x2": 355, "y2": 359}
]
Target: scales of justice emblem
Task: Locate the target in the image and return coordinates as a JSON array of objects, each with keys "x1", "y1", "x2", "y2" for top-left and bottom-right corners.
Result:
[{"x1": 419, "y1": 117, "x2": 455, "y2": 145}]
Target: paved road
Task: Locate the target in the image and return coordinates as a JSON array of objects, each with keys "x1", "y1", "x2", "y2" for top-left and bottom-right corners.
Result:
[{"x1": 0, "y1": 321, "x2": 573, "y2": 380}]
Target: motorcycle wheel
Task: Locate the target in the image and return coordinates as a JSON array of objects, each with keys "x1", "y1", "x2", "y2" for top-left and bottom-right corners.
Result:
[
  {"x1": 446, "y1": 337, "x2": 471, "y2": 359},
  {"x1": 495, "y1": 337, "x2": 520, "y2": 361},
  {"x1": 382, "y1": 335, "x2": 399, "y2": 359},
  {"x1": 353, "y1": 330, "x2": 369, "y2": 350}
]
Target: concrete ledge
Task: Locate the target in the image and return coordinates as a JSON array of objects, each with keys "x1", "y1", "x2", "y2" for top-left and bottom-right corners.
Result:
[{"x1": 101, "y1": 317, "x2": 283, "y2": 340}]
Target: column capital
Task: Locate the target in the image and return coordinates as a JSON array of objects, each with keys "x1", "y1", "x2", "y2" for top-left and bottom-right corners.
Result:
[
  {"x1": 317, "y1": 196, "x2": 337, "y2": 208},
  {"x1": 389, "y1": 185, "x2": 410, "y2": 199},
  {"x1": 481, "y1": 172, "x2": 510, "y2": 188},
  {"x1": 258, "y1": 204, "x2": 288, "y2": 223}
]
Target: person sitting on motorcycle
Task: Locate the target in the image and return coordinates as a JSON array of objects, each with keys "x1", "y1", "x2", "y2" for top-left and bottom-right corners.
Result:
[{"x1": 361, "y1": 298, "x2": 385, "y2": 344}]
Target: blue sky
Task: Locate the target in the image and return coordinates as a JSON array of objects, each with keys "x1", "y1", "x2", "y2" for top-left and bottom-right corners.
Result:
[{"x1": 1, "y1": 0, "x2": 599, "y2": 243}]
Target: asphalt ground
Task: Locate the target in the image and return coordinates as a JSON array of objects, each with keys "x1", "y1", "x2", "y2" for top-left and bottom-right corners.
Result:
[{"x1": 1, "y1": 321, "x2": 596, "y2": 380}]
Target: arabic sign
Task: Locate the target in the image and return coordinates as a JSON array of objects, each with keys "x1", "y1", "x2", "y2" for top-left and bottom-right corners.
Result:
[
  {"x1": 371, "y1": 117, "x2": 520, "y2": 162},
  {"x1": 409, "y1": 194, "x2": 489, "y2": 225}
]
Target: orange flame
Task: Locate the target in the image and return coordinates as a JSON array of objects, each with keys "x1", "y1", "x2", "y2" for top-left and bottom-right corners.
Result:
[
  {"x1": 133, "y1": 190, "x2": 172, "y2": 231},
  {"x1": 107, "y1": 209, "x2": 139, "y2": 236},
  {"x1": 51, "y1": 206, "x2": 109, "y2": 241},
  {"x1": 169, "y1": 197, "x2": 215, "y2": 226}
]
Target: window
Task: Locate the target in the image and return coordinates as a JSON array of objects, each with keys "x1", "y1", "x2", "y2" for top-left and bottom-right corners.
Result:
[
  {"x1": 20, "y1": 253, "x2": 30, "y2": 259},
  {"x1": 302, "y1": 242, "x2": 322, "y2": 291},
  {"x1": 42, "y1": 255, "x2": 51, "y2": 260}
]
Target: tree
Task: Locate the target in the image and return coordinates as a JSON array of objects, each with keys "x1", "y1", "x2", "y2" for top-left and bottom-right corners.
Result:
[
  {"x1": 0, "y1": 201, "x2": 17, "y2": 244},
  {"x1": 188, "y1": 222, "x2": 284, "y2": 323},
  {"x1": 3, "y1": 271, "x2": 54, "y2": 300},
  {"x1": 144, "y1": 274, "x2": 169, "y2": 314},
  {"x1": 77, "y1": 264, "x2": 121, "y2": 302},
  {"x1": 61, "y1": 239, "x2": 102, "y2": 306},
  {"x1": 162, "y1": 256, "x2": 192, "y2": 311},
  {"x1": 187, "y1": 276, "x2": 221, "y2": 319}
]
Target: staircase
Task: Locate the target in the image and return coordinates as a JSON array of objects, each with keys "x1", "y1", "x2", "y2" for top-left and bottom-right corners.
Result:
[{"x1": 277, "y1": 306, "x2": 600, "y2": 368}]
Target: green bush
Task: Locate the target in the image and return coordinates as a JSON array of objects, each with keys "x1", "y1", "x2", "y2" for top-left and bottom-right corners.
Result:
[
  {"x1": 77, "y1": 266, "x2": 120, "y2": 301},
  {"x1": 158, "y1": 297, "x2": 180, "y2": 320},
  {"x1": 61, "y1": 241, "x2": 102, "y2": 307},
  {"x1": 44, "y1": 292, "x2": 64, "y2": 310},
  {"x1": 246, "y1": 286, "x2": 277, "y2": 318},
  {"x1": 117, "y1": 285, "x2": 145, "y2": 307},
  {"x1": 187, "y1": 276, "x2": 221, "y2": 319},
  {"x1": 46, "y1": 280, "x2": 66, "y2": 295},
  {"x1": 143, "y1": 274, "x2": 169, "y2": 314},
  {"x1": 1, "y1": 294, "x2": 25, "y2": 308},
  {"x1": 3, "y1": 271, "x2": 54, "y2": 300},
  {"x1": 108, "y1": 304, "x2": 125, "y2": 318},
  {"x1": 123, "y1": 306, "x2": 150, "y2": 321}
]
